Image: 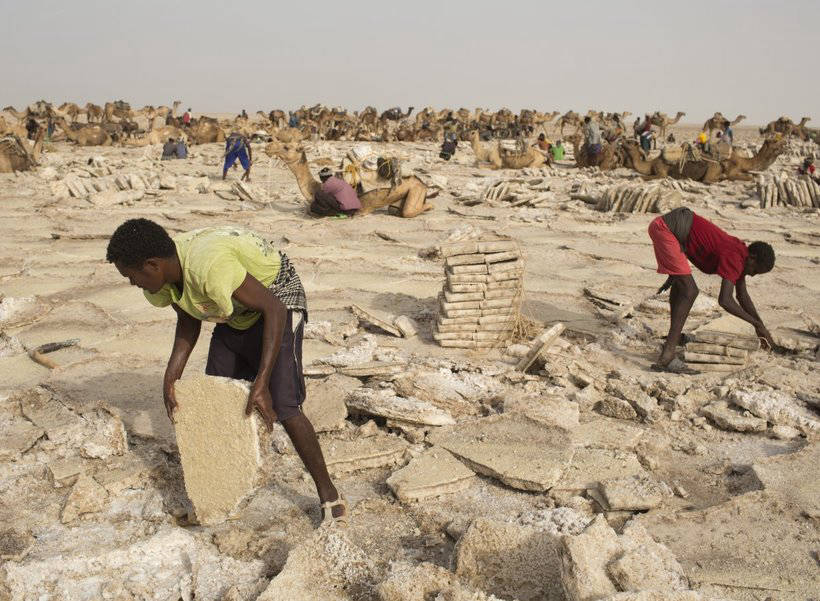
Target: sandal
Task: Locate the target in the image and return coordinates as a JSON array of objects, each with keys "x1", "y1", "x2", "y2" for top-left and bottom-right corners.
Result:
[
  {"x1": 320, "y1": 495, "x2": 349, "y2": 528},
  {"x1": 650, "y1": 357, "x2": 700, "y2": 375}
]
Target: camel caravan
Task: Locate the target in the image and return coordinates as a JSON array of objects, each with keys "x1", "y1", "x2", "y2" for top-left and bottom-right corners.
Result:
[{"x1": 2, "y1": 99, "x2": 816, "y2": 200}]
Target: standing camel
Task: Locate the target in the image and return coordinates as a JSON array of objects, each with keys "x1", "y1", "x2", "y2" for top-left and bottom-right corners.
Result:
[
  {"x1": 650, "y1": 112, "x2": 686, "y2": 139},
  {"x1": 85, "y1": 103, "x2": 103, "y2": 122},
  {"x1": 264, "y1": 139, "x2": 432, "y2": 218},
  {"x1": 703, "y1": 113, "x2": 746, "y2": 138},
  {"x1": 557, "y1": 111, "x2": 581, "y2": 137},
  {"x1": 0, "y1": 127, "x2": 45, "y2": 173}
]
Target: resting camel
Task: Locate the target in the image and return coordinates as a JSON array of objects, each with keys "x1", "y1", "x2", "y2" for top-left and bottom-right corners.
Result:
[
  {"x1": 126, "y1": 126, "x2": 185, "y2": 147},
  {"x1": 0, "y1": 116, "x2": 26, "y2": 138},
  {"x1": 264, "y1": 139, "x2": 432, "y2": 218},
  {"x1": 188, "y1": 117, "x2": 225, "y2": 144},
  {"x1": 702, "y1": 113, "x2": 746, "y2": 138},
  {"x1": 650, "y1": 111, "x2": 686, "y2": 139},
  {"x1": 566, "y1": 134, "x2": 623, "y2": 170},
  {"x1": 759, "y1": 116, "x2": 811, "y2": 140},
  {"x1": 54, "y1": 117, "x2": 112, "y2": 146},
  {"x1": 469, "y1": 131, "x2": 546, "y2": 169},
  {"x1": 622, "y1": 138, "x2": 783, "y2": 183},
  {"x1": 0, "y1": 127, "x2": 45, "y2": 173}
]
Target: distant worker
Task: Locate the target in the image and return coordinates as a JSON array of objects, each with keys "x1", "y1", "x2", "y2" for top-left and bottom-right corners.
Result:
[
  {"x1": 797, "y1": 157, "x2": 815, "y2": 177},
  {"x1": 648, "y1": 207, "x2": 776, "y2": 372},
  {"x1": 161, "y1": 137, "x2": 178, "y2": 160},
  {"x1": 223, "y1": 131, "x2": 252, "y2": 181},
  {"x1": 311, "y1": 167, "x2": 361, "y2": 216},
  {"x1": 289, "y1": 112, "x2": 300, "y2": 128},
  {"x1": 582, "y1": 116, "x2": 602, "y2": 155},
  {"x1": 26, "y1": 117, "x2": 39, "y2": 140},
  {"x1": 695, "y1": 131, "x2": 710, "y2": 154},
  {"x1": 722, "y1": 123, "x2": 734, "y2": 145},
  {"x1": 550, "y1": 139, "x2": 565, "y2": 161},
  {"x1": 182, "y1": 108, "x2": 192, "y2": 127},
  {"x1": 535, "y1": 133, "x2": 550, "y2": 152},
  {"x1": 639, "y1": 115, "x2": 654, "y2": 152}
]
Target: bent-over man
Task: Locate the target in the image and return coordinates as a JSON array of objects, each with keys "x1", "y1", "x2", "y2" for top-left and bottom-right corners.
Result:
[
  {"x1": 106, "y1": 220, "x2": 347, "y2": 525},
  {"x1": 648, "y1": 207, "x2": 776, "y2": 371}
]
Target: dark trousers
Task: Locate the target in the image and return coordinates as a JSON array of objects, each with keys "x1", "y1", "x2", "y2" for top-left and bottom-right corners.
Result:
[{"x1": 310, "y1": 190, "x2": 344, "y2": 216}]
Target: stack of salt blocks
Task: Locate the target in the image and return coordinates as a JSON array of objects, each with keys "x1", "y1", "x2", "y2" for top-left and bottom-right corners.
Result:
[
  {"x1": 433, "y1": 237, "x2": 523, "y2": 349},
  {"x1": 684, "y1": 330, "x2": 757, "y2": 371}
]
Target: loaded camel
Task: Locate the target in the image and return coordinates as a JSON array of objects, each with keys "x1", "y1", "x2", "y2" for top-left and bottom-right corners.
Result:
[
  {"x1": 650, "y1": 111, "x2": 686, "y2": 139},
  {"x1": 102, "y1": 101, "x2": 133, "y2": 123},
  {"x1": 54, "y1": 117, "x2": 112, "y2": 146},
  {"x1": 0, "y1": 126, "x2": 45, "y2": 173},
  {"x1": 264, "y1": 138, "x2": 433, "y2": 218},
  {"x1": 621, "y1": 137, "x2": 784, "y2": 183}
]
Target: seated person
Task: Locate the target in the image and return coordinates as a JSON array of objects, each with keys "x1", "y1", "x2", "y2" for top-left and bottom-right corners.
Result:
[
  {"x1": 440, "y1": 134, "x2": 458, "y2": 161},
  {"x1": 550, "y1": 139, "x2": 565, "y2": 161},
  {"x1": 176, "y1": 137, "x2": 188, "y2": 159},
  {"x1": 161, "y1": 137, "x2": 178, "y2": 160},
  {"x1": 535, "y1": 133, "x2": 551, "y2": 151},
  {"x1": 797, "y1": 156, "x2": 815, "y2": 177},
  {"x1": 311, "y1": 167, "x2": 361, "y2": 217}
]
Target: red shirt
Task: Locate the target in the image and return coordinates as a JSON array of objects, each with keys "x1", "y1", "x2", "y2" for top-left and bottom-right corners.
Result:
[
  {"x1": 685, "y1": 213, "x2": 748, "y2": 283},
  {"x1": 182, "y1": 112, "x2": 191, "y2": 124},
  {"x1": 322, "y1": 176, "x2": 361, "y2": 212}
]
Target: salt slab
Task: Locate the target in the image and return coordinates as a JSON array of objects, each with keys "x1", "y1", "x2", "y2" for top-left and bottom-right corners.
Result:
[
  {"x1": 386, "y1": 447, "x2": 476, "y2": 502},
  {"x1": 174, "y1": 375, "x2": 270, "y2": 525}
]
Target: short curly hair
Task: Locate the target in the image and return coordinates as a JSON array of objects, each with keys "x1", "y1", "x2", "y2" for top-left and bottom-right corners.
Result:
[
  {"x1": 106, "y1": 218, "x2": 175, "y2": 267},
  {"x1": 748, "y1": 241, "x2": 775, "y2": 273}
]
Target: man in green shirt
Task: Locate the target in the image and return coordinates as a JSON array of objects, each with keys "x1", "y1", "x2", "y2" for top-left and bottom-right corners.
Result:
[
  {"x1": 550, "y1": 140, "x2": 565, "y2": 161},
  {"x1": 106, "y1": 219, "x2": 346, "y2": 525}
]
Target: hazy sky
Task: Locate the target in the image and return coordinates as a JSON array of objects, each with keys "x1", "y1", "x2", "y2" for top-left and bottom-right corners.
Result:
[{"x1": 1, "y1": 0, "x2": 816, "y2": 125}]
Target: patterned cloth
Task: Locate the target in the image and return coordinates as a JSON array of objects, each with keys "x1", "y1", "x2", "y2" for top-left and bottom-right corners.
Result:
[{"x1": 269, "y1": 251, "x2": 307, "y2": 315}]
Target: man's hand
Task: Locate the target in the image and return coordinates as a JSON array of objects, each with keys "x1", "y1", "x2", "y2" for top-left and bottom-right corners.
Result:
[
  {"x1": 657, "y1": 276, "x2": 673, "y2": 295},
  {"x1": 163, "y1": 380, "x2": 178, "y2": 422},
  {"x1": 246, "y1": 386, "x2": 277, "y2": 432}
]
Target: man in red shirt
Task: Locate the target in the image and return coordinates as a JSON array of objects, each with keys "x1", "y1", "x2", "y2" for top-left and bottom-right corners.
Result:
[{"x1": 648, "y1": 207, "x2": 776, "y2": 370}]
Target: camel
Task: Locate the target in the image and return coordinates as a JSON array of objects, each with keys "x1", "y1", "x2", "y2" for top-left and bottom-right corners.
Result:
[
  {"x1": 103, "y1": 101, "x2": 133, "y2": 123},
  {"x1": 720, "y1": 137, "x2": 786, "y2": 180},
  {"x1": 0, "y1": 116, "x2": 26, "y2": 138},
  {"x1": 759, "y1": 116, "x2": 811, "y2": 140},
  {"x1": 54, "y1": 117, "x2": 112, "y2": 146},
  {"x1": 469, "y1": 131, "x2": 546, "y2": 169},
  {"x1": 566, "y1": 134, "x2": 623, "y2": 170},
  {"x1": 264, "y1": 138, "x2": 432, "y2": 218},
  {"x1": 58, "y1": 102, "x2": 86, "y2": 123},
  {"x1": 188, "y1": 118, "x2": 225, "y2": 144},
  {"x1": 0, "y1": 127, "x2": 45, "y2": 173},
  {"x1": 622, "y1": 139, "x2": 723, "y2": 182},
  {"x1": 85, "y1": 103, "x2": 103, "y2": 122},
  {"x1": 2, "y1": 106, "x2": 27, "y2": 123},
  {"x1": 703, "y1": 113, "x2": 746, "y2": 138},
  {"x1": 557, "y1": 111, "x2": 581, "y2": 137},
  {"x1": 380, "y1": 107, "x2": 412, "y2": 121},
  {"x1": 126, "y1": 126, "x2": 185, "y2": 147},
  {"x1": 650, "y1": 111, "x2": 686, "y2": 139}
]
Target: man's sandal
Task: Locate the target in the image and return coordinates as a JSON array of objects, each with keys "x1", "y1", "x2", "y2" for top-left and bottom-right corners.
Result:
[{"x1": 320, "y1": 495, "x2": 349, "y2": 528}]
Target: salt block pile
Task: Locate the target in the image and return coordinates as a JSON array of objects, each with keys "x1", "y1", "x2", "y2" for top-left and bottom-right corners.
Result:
[
  {"x1": 433, "y1": 237, "x2": 523, "y2": 349},
  {"x1": 684, "y1": 330, "x2": 757, "y2": 371},
  {"x1": 755, "y1": 173, "x2": 820, "y2": 208},
  {"x1": 173, "y1": 374, "x2": 272, "y2": 525},
  {"x1": 594, "y1": 182, "x2": 683, "y2": 213}
]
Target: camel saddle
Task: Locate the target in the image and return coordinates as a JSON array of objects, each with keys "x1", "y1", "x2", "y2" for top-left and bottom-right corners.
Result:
[
  {"x1": 0, "y1": 134, "x2": 31, "y2": 160},
  {"x1": 113, "y1": 100, "x2": 130, "y2": 111},
  {"x1": 662, "y1": 145, "x2": 685, "y2": 163}
]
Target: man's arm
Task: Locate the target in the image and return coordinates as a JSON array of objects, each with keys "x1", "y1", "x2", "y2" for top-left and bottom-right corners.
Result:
[
  {"x1": 231, "y1": 273, "x2": 287, "y2": 430},
  {"x1": 734, "y1": 276, "x2": 776, "y2": 349},
  {"x1": 164, "y1": 305, "x2": 202, "y2": 420},
  {"x1": 719, "y1": 278, "x2": 774, "y2": 348}
]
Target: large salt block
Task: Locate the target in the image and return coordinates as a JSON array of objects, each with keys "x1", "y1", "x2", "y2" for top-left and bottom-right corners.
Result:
[{"x1": 174, "y1": 375, "x2": 270, "y2": 525}]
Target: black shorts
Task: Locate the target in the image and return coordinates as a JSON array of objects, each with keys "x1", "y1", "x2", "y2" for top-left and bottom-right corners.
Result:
[{"x1": 205, "y1": 310, "x2": 306, "y2": 421}]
